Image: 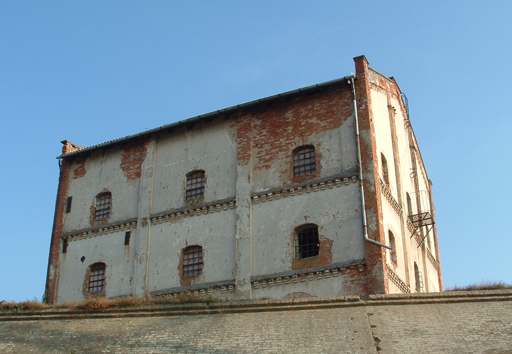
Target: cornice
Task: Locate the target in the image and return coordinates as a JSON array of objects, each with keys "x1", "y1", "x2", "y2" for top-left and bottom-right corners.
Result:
[
  {"x1": 62, "y1": 219, "x2": 138, "y2": 241},
  {"x1": 251, "y1": 175, "x2": 359, "y2": 204},
  {"x1": 150, "y1": 198, "x2": 236, "y2": 225},
  {"x1": 385, "y1": 263, "x2": 411, "y2": 294},
  {"x1": 251, "y1": 260, "x2": 366, "y2": 289},
  {"x1": 379, "y1": 178, "x2": 402, "y2": 216}
]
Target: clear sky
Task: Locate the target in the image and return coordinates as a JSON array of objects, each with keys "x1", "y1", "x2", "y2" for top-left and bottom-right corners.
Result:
[{"x1": 1, "y1": 1, "x2": 511, "y2": 301}]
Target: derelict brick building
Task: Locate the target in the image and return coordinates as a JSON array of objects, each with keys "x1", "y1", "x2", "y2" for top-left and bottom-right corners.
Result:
[{"x1": 45, "y1": 56, "x2": 442, "y2": 304}]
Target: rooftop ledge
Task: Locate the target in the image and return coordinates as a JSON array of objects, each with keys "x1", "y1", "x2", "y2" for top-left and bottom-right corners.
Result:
[{"x1": 1, "y1": 289, "x2": 512, "y2": 321}]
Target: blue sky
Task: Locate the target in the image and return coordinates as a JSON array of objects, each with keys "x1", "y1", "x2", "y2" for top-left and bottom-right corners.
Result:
[{"x1": 1, "y1": 1, "x2": 510, "y2": 301}]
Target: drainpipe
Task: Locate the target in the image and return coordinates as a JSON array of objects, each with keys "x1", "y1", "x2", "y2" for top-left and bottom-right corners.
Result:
[{"x1": 349, "y1": 77, "x2": 391, "y2": 250}]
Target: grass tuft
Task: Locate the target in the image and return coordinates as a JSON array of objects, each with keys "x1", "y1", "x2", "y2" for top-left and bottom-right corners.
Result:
[{"x1": 446, "y1": 281, "x2": 512, "y2": 291}]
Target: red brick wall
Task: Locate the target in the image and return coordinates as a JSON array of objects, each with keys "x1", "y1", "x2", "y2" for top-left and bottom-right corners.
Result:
[
  {"x1": 235, "y1": 86, "x2": 353, "y2": 183},
  {"x1": 45, "y1": 141, "x2": 77, "y2": 304}
]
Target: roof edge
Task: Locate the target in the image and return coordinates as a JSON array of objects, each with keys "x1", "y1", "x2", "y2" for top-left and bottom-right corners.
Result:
[{"x1": 59, "y1": 75, "x2": 353, "y2": 159}]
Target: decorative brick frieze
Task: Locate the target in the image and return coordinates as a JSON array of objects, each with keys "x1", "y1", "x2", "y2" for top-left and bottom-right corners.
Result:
[
  {"x1": 63, "y1": 219, "x2": 138, "y2": 241},
  {"x1": 151, "y1": 280, "x2": 236, "y2": 297},
  {"x1": 251, "y1": 260, "x2": 366, "y2": 289},
  {"x1": 426, "y1": 249, "x2": 439, "y2": 270},
  {"x1": 251, "y1": 175, "x2": 358, "y2": 204},
  {"x1": 378, "y1": 177, "x2": 402, "y2": 216},
  {"x1": 150, "y1": 198, "x2": 236, "y2": 225},
  {"x1": 385, "y1": 263, "x2": 411, "y2": 294}
]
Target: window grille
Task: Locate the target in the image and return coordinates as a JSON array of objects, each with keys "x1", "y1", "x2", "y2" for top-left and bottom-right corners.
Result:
[
  {"x1": 182, "y1": 245, "x2": 203, "y2": 277},
  {"x1": 185, "y1": 171, "x2": 206, "y2": 201},
  {"x1": 295, "y1": 224, "x2": 320, "y2": 259},
  {"x1": 95, "y1": 192, "x2": 111, "y2": 222},
  {"x1": 87, "y1": 263, "x2": 106, "y2": 295},
  {"x1": 293, "y1": 146, "x2": 316, "y2": 177}
]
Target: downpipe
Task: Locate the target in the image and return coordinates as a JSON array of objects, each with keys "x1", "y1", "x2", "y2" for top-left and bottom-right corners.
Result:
[{"x1": 349, "y1": 77, "x2": 391, "y2": 250}]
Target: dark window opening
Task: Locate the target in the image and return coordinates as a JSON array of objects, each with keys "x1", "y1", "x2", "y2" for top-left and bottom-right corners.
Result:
[
  {"x1": 65, "y1": 196, "x2": 72, "y2": 214},
  {"x1": 62, "y1": 238, "x2": 68, "y2": 254},
  {"x1": 381, "y1": 153, "x2": 390, "y2": 185},
  {"x1": 182, "y1": 245, "x2": 203, "y2": 277},
  {"x1": 95, "y1": 192, "x2": 112, "y2": 222},
  {"x1": 406, "y1": 192, "x2": 413, "y2": 216},
  {"x1": 185, "y1": 170, "x2": 206, "y2": 201},
  {"x1": 124, "y1": 231, "x2": 131, "y2": 246},
  {"x1": 293, "y1": 145, "x2": 316, "y2": 177},
  {"x1": 87, "y1": 262, "x2": 106, "y2": 295},
  {"x1": 414, "y1": 262, "x2": 422, "y2": 293},
  {"x1": 295, "y1": 224, "x2": 320, "y2": 259}
]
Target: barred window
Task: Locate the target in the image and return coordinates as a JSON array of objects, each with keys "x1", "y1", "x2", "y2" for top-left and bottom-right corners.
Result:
[
  {"x1": 87, "y1": 262, "x2": 106, "y2": 295},
  {"x1": 185, "y1": 170, "x2": 206, "y2": 201},
  {"x1": 293, "y1": 145, "x2": 316, "y2": 177},
  {"x1": 182, "y1": 245, "x2": 203, "y2": 277},
  {"x1": 95, "y1": 192, "x2": 112, "y2": 222},
  {"x1": 295, "y1": 224, "x2": 320, "y2": 259}
]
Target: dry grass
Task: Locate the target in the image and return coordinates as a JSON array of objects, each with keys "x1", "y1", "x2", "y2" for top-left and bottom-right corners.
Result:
[
  {"x1": 446, "y1": 282, "x2": 512, "y2": 291},
  {"x1": 0, "y1": 293, "x2": 219, "y2": 312},
  {"x1": 0, "y1": 300, "x2": 49, "y2": 312}
]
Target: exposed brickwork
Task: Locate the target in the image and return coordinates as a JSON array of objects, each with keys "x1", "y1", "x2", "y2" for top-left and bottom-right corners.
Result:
[
  {"x1": 235, "y1": 87, "x2": 353, "y2": 181},
  {"x1": 354, "y1": 56, "x2": 388, "y2": 295},
  {"x1": 120, "y1": 141, "x2": 148, "y2": 180},
  {"x1": 45, "y1": 141, "x2": 78, "y2": 304},
  {"x1": 73, "y1": 159, "x2": 86, "y2": 178}
]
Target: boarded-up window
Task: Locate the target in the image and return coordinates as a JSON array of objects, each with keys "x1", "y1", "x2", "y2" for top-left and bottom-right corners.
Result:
[
  {"x1": 293, "y1": 146, "x2": 316, "y2": 177},
  {"x1": 185, "y1": 170, "x2": 206, "y2": 201},
  {"x1": 182, "y1": 245, "x2": 203, "y2": 277},
  {"x1": 87, "y1": 262, "x2": 106, "y2": 295},
  {"x1": 295, "y1": 224, "x2": 320, "y2": 259},
  {"x1": 381, "y1": 153, "x2": 390, "y2": 185},
  {"x1": 389, "y1": 231, "x2": 397, "y2": 265},
  {"x1": 95, "y1": 192, "x2": 112, "y2": 222}
]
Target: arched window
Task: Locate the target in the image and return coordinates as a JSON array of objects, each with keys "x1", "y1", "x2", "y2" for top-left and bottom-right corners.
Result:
[
  {"x1": 87, "y1": 262, "x2": 106, "y2": 295},
  {"x1": 388, "y1": 231, "x2": 397, "y2": 265},
  {"x1": 95, "y1": 191, "x2": 112, "y2": 222},
  {"x1": 414, "y1": 262, "x2": 422, "y2": 293},
  {"x1": 293, "y1": 145, "x2": 316, "y2": 177},
  {"x1": 406, "y1": 192, "x2": 413, "y2": 216},
  {"x1": 295, "y1": 224, "x2": 320, "y2": 259},
  {"x1": 185, "y1": 170, "x2": 206, "y2": 201},
  {"x1": 182, "y1": 245, "x2": 203, "y2": 277},
  {"x1": 381, "y1": 153, "x2": 389, "y2": 185}
]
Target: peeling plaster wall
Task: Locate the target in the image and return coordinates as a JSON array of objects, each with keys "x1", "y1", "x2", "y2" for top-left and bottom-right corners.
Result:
[
  {"x1": 148, "y1": 210, "x2": 236, "y2": 292},
  {"x1": 152, "y1": 121, "x2": 237, "y2": 212},
  {"x1": 50, "y1": 68, "x2": 441, "y2": 303},
  {"x1": 63, "y1": 150, "x2": 140, "y2": 233},
  {"x1": 252, "y1": 186, "x2": 364, "y2": 277},
  {"x1": 57, "y1": 232, "x2": 133, "y2": 303}
]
